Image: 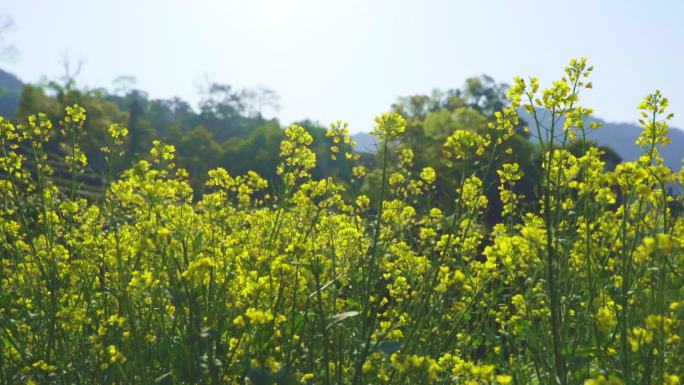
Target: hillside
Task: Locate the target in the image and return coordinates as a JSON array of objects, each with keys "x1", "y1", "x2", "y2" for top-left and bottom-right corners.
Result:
[{"x1": 0, "y1": 68, "x2": 22, "y2": 118}]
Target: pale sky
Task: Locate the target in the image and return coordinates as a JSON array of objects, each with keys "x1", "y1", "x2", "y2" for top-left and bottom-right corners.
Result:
[{"x1": 2, "y1": 0, "x2": 684, "y2": 132}]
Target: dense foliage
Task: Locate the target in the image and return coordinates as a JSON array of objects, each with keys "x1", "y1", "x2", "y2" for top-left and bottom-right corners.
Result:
[
  {"x1": 7, "y1": 75, "x2": 362, "y2": 193},
  {"x1": 1, "y1": 59, "x2": 683, "y2": 385}
]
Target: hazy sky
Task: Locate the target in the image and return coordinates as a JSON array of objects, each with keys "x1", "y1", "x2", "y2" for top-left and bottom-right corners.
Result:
[{"x1": 3, "y1": 0, "x2": 684, "y2": 132}]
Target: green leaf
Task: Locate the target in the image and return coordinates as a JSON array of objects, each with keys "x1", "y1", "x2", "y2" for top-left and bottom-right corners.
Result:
[
  {"x1": 308, "y1": 274, "x2": 343, "y2": 299},
  {"x1": 274, "y1": 367, "x2": 300, "y2": 385},
  {"x1": 248, "y1": 367, "x2": 275, "y2": 385},
  {"x1": 328, "y1": 310, "x2": 359, "y2": 328},
  {"x1": 192, "y1": 232, "x2": 204, "y2": 253},
  {"x1": 374, "y1": 341, "x2": 402, "y2": 356},
  {"x1": 154, "y1": 372, "x2": 173, "y2": 385}
]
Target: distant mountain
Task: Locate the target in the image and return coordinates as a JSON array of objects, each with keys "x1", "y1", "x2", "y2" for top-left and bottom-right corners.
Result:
[
  {"x1": 352, "y1": 132, "x2": 378, "y2": 153},
  {"x1": 0, "y1": 68, "x2": 22, "y2": 118},
  {"x1": 353, "y1": 113, "x2": 684, "y2": 171},
  {"x1": 591, "y1": 121, "x2": 684, "y2": 169},
  {"x1": 515, "y1": 109, "x2": 684, "y2": 171}
]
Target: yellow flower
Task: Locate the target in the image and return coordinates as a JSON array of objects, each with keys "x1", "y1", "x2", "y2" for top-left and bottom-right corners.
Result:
[
  {"x1": 372, "y1": 112, "x2": 406, "y2": 141},
  {"x1": 245, "y1": 308, "x2": 274, "y2": 325},
  {"x1": 420, "y1": 167, "x2": 437, "y2": 185}
]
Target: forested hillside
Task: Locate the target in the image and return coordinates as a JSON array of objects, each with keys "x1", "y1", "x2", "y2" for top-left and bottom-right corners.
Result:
[
  {"x1": 0, "y1": 70, "x2": 365, "y2": 193},
  {"x1": 2, "y1": 67, "x2": 659, "y2": 207}
]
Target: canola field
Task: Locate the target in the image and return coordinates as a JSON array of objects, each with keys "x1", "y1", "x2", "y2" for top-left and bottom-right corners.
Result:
[{"x1": 0, "y1": 59, "x2": 682, "y2": 385}]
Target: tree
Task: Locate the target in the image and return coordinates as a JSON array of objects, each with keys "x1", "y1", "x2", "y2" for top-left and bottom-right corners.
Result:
[
  {"x1": 463, "y1": 75, "x2": 508, "y2": 115},
  {"x1": 221, "y1": 121, "x2": 284, "y2": 182},
  {"x1": 385, "y1": 76, "x2": 538, "y2": 222},
  {"x1": 16, "y1": 81, "x2": 128, "y2": 173},
  {"x1": 238, "y1": 86, "x2": 280, "y2": 118},
  {"x1": 121, "y1": 90, "x2": 156, "y2": 161},
  {"x1": 175, "y1": 125, "x2": 223, "y2": 189}
]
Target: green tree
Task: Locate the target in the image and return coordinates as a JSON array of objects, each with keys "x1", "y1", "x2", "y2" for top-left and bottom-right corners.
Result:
[
  {"x1": 175, "y1": 125, "x2": 223, "y2": 189},
  {"x1": 221, "y1": 121, "x2": 284, "y2": 181}
]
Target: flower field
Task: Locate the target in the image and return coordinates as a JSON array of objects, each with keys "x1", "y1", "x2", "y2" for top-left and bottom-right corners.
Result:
[{"x1": 0, "y1": 59, "x2": 682, "y2": 384}]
